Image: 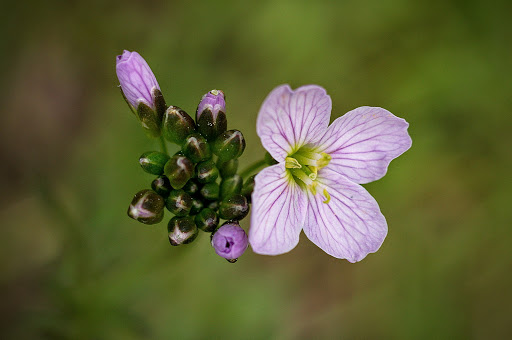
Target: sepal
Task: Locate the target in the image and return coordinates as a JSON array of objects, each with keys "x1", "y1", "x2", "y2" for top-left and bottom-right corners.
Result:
[
  {"x1": 196, "y1": 89, "x2": 227, "y2": 140},
  {"x1": 164, "y1": 155, "x2": 195, "y2": 189},
  {"x1": 139, "y1": 151, "x2": 170, "y2": 175},
  {"x1": 212, "y1": 130, "x2": 246, "y2": 162},
  {"x1": 167, "y1": 216, "x2": 198, "y2": 246},
  {"x1": 165, "y1": 189, "x2": 192, "y2": 216},
  {"x1": 196, "y1": 160, "x2": 219, "y2": 184},
  {"x1": 195, "y1": 208, "x2": 219, "y2": 232},
  {"x1": 219, "y1": 194, "x2": 249, "y2": 220},
  {"x1": 181, "y1": 133, "x2": 211, "y2": 163},
  {"x1": 162, "y1": 106, "x2": 196, "y2": 145},
  {"x1": 220, "y1": 174, "x2": 242, "y2": 199},
  {"x1": 127, "y1": 189, "x2": 165, "y2": 224}
]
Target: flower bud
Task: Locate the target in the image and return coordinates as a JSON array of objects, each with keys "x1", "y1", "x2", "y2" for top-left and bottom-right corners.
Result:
[
  {"x1": 139, "y1": 151, "x2": 170, "y2": 175},
  {"x1": 196, "y1": 160, "x2": 219, "y2": 184},
  {"x1": 166, "y1": 189, "x2": 192, "y2": 216},
  {"x1": 211, "y1": 222, "x2": 248, "y2": 262},
  {"x1": 182, "y1": 180, "x2": 200, "y2": 196},
  {"x1": 207, "y1": 200, "x2": 219, "y2": 211},
  {"x1": 219, "y1": 194, "x2": 249, "y2": 220},
  {"x1": 212, "y1": 130, "x2": 246, "y2": 162},
  {"x1": 220, "y1": 174, "x2": 242, "y2": 199},
  {"x1": 151, "y1": 176, "x2": 173, "y2": 198},
  {"x1": 164, "y1": 155, "x2": 195, "y2": 189},
  {"x1": 200, "y1": 182, "x2": 220, "y2": 201},
  {"x1": 162, "y1": 106, "x2": 196, "y2": 145},
  {"x1": 241, "y1": 175, "x2": 255, "y2": 203},
  {"x1": 190, "y1": 198, "x2": 204, "y2": 215},
  {"x1": 127, "y1": 189, "x2": 165, "y2": 224},
  {"x1": 181, "y1": 133, "x2": 211, "y2": 163},
  {"x1": 116, "y1": 50, "x2": 164, "y2": 137},
  {"x1": 217, "y1": 159, "x2": 238, "y2": 178},
  {"x1": 196, "y1": 90, "x2": 227, "y2": 141},
  {"x1": 168, "y1": 216, "x2": 198, "y2": 246},
  {"x1": 194, "y1": 208, "x2": 219, "y2": 232}
]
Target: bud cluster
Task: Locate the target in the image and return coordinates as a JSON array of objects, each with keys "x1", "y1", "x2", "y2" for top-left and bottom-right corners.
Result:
[{"x1": 118, "y1": 51, "x2": 253, "y2": 262}]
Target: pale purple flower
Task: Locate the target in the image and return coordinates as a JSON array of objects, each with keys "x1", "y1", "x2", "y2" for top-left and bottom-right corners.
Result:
[
  {"x1": 212, "y1": 223, "x2": 249, "y2": 260},
  {"x1": 116, "y1": 50, "x2": 160, "y2": 109},
  {"x1": 249, "y1": 85, "x2": 412, "y2": 262}
]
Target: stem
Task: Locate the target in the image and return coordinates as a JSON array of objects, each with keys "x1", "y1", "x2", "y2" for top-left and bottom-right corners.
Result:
[
  {"x1": 240, "y1": 159, "x2": 267, "y2": 179},
  {"x1": 159, "y1": 135, "x2": 168, "y2": 155}
]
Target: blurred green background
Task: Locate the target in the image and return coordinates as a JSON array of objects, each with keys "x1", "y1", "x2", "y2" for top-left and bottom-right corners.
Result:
[{"x1": 1, "y1": 0, "x2": 511, "y2": 338}]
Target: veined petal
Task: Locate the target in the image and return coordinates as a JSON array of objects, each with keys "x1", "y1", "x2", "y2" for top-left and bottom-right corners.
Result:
[
  {"x1": 257, "y1": 85, "x2": 332, "y2": 162},
  {"x1": 318, "y1": 106, "x2": 412, "y2": 184},
  {"x1": 303, "y1": 168, "x2": 387, "y2": 262},
  {"x1": 249, "y1": 163, "x2": 307, "y2": 255}
]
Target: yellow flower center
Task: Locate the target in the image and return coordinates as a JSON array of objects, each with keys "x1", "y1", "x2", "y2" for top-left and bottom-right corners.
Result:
[{"x1": 285, "y1": 147, "x2": 331, "y2": 203}]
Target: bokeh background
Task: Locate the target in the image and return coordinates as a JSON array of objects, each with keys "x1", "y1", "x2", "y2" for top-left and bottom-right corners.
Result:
[{"x1": 1, "y1": 0, "x2": 511, "y2": 338}]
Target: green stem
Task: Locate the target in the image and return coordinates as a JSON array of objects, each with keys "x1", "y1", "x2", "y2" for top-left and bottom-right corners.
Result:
[
  {"x1": 240, "y1": 159, "x2": 267, "y2": 179},
  {"x1": 159, "y1": 135, "x2": 168, "y2": 155}
]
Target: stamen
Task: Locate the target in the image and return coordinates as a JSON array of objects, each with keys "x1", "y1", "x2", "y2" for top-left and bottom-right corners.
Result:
[
  {"x1": 285, "y1": 157, "x2": 302, "y2": 169},
  {"x1": 289, "y1": 168, "x2": 314, "y2": 187},
  {"x1": 293, "y1": 154, "x2": 320, "y2": 167},
  {"x1": 322, "y1": 188, "x2": 331, "y2": 204},
  {"x1": 317, "y1": 153, "x2": 332, "y2": 168}
]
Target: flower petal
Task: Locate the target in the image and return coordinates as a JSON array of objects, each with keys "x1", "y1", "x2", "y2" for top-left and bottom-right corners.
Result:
[
  {"x1": 303, "y1": 168, "x2": 387, "y2": 262},
  {"x1": 257, "y1": 85, "x2": 332, "y2": 162},
  {"x1": 318, "y1": 106, "x2": 412, "y2": 184},
  {"x1": 249, "y1": 163, "x2": 307, "y2": 255}
]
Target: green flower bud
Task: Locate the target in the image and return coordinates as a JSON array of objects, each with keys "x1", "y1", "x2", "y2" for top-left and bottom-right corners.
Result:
[
  {"x1": 241, "y1": 175, "x2": 255, "y2": 203},
  {"x1": 164, "y1": 155, "x2": 195, "y2": 189},
  {"x1": 207, "y1": 200, "x2": 219, "y2": 211},
  {"x1": 151, "y1": 176, "x2": 173, "y2": 198},
  {"x1": 219, "y1": 194, "x2": 249, "y2": 220},
  {"x1": 217, "y1": 159, "x2": 238, "y2": 178},
  {"x1": 127, "y1": 189, "x2": 165, "y2": 224},
  {"x1": 190, "y1": 198, "x2": 204, "y2": 215},
  {"x1": 220, "y1": 174, "x2": 242, "y2": 199},
  {"x1": 200, "y1": 182, "x2": 220, "y2": 201},
  {"x1": 194, "y1": 208, "x2": 219, "y2": 232},
  {"x1": 182, "y1": 180, "x2": 200, "y2": 196},
  {"x1": 196, "y1": 160, "x2": 219, "y2": 184},
  {"x1": 162, "y1": 106, "x2": 196, "y2": 145},
  {"x1": 212, "y1": 130, "x2": 246, "y2": 162},
  {"x1": 139, "y1": 151, "x2": 170, "y2": 175},
  {"x1": 166, "y1": 189, "x2": 192, "y2": 216},
  {"x1": 181, "y1": 133, "x2": 211, "y2": 163},
  {"x1": 167, "y1": 216, "x2": 198, "y2": 246}
]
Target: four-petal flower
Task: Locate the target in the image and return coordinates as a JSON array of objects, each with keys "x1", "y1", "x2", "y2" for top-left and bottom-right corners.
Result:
[{"x1": 249, "y1": 84, "x2": 412, "y2": 262}]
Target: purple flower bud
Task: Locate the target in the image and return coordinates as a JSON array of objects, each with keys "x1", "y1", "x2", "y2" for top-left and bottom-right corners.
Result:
[
  {"x1": 196, "y1": 90, "x2": 226, "y2": 120},
  {"x1": 196, "y1": 90, "x2": 227, "y2": 140},
  {"x1": 116, "y1": 50, "x2": 160, "y2": 110},
  {"x1": 211, "y1": 223, "x2": 248, "y2": 262}
]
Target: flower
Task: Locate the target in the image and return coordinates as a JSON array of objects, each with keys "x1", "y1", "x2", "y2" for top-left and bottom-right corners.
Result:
[
  {"x1": 116, "y1": 50, "x2": 160, "y2": 110},
  {"x1": 212, "y1": 223, "x2": 249, "y2": 261},
  {"x1": 249, "y1": 85, "x2": 412, "y2": 262}
]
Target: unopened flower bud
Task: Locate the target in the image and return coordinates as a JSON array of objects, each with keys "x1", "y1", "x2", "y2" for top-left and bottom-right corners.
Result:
[
  {"x1": 219, "y1": 194, "x2": 249, "y2": 220},
  {"x1": 220, "y1": 174, "x2": 242, "y2": 199},
  {"x1": 139, "y1": 151, "x2": 170, "y2": 175},
  {"x1": 164, "y1": 155, "x2": 195, "y2": 189},
  {"x1": 241, "y1": 175, "x2": 255, "y2": 203},
  {"x1": 195, "y1": 208, "x2": 219, "y2": 232},
  {"x1": 116, "y1": 50, "x2": 164, "y2": 137},
  {"x1": 196, "y1": 160, "x2": 219, "y2": 184},
  {"x1": 207, "y1": 200, "x2": 219, "y2": 211},
  {"x1": 168, "y1": 216, "x2": 198, "y2": 246},
  {"x1": 200, "y1": 182, "x2": 220, "y2": 201},
  {"x1": 127, "y1": 189, "x2": 165, "y2": 224},
  {"x1": 196, "y1": 90, "x2": 227, "y2": 141},
  {"x1": 212, "y1": 130, "x2": 246, "y2": 162},
  {"x1": 217, "y1": 159, "x2": 238, "y2": 178},
  {"x1": 181, "y1": 133, "x2": 211, "y2": 163},
  {"x1": 162, "y1": 106, "x2": 196, "y2": 145},
  {"x1": 151, "y1": 176, "x2": 173, "y2": 198},
  {"x1": 211, "y1": 222, "x2": 248, "y2": 262},
  {"x1": 190, "y1": 198, "x2": 204, "y2": 215},
  {"x1": 166, "y1": 189, "x2": 192, "y2": 216},
  {"x1": 182, "y1": 180, "x2": 200, "y2": 196}
]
